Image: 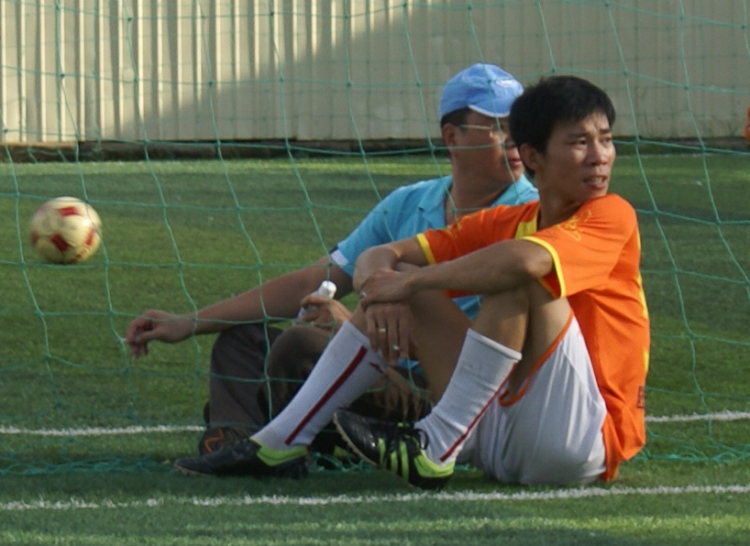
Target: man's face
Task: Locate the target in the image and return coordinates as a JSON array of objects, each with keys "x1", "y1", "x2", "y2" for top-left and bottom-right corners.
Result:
[
  {"x1": 530, "y1": 111, "x2": 615, "y2": 203},
  {"x1": 452, "y1": 111, "x2": 525, "y2": 184}
]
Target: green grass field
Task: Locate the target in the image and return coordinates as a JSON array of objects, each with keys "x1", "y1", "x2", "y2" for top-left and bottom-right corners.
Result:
[{"x1": 1, "y1": 152, "x2": 749, "y2": 545}]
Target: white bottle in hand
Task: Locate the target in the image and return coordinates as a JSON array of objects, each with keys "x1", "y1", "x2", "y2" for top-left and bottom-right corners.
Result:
[{"x1": 297, "y1": 280, "x2": 337, "y2": 318}]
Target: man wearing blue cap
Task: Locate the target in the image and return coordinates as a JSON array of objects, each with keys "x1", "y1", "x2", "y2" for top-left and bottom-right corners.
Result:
[{"x1": 128, "y1": 63, "x2": 537, "y2": 469}]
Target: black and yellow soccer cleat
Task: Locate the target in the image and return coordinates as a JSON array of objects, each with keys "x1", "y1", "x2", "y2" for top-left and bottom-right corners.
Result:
[
  {"x1": 174, "y1": 438, "x2": 309, "y2": 479},
  {"x1": 333, "y1": 410, "x2": 453, "y2": 491}
]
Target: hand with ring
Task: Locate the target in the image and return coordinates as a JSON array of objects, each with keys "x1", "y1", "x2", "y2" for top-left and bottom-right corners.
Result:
[{"x1": 364, "y1": 303, "x2": 411, "y2": 366}]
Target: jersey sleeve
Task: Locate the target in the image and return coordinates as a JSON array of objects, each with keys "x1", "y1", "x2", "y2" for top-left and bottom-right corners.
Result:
[
  {"x1": 524, "y1": 195, "x2": 638, "y2": 298},
  {"x1": 418, "y1": 203, "x2": 538, "y2": 264}
]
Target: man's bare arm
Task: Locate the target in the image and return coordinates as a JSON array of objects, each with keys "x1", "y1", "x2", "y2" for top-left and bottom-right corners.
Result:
[
  {"x1": 360, "y1": 239, "x2": 553, "y2": 306},
  {"x1": 353, "y1": 237, "x2": 428, "y2": 293},
  {"x1": 126, "y1": 256, "x2": 353, "y2": 357}
]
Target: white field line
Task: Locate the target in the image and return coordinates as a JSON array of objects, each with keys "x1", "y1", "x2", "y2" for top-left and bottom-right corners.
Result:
[
  {"x1": 0, "y1": 424, "x2": 203, "y2": 436},
  {"x1": 0, "y1": 410, "x2": 748, "y2": 437},
  {"x1": 1, "y1": 483, "x2": 749, "y2": 512},
  {"x1": 645, "y1": 410, "x2": 750, "y2": 423}
]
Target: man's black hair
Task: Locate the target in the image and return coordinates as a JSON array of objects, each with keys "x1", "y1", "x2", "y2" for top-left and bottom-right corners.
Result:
[
  {"x1": 440, "y1": 107, "x2": 473, "y2": 129},
  {"x1": 509, "y1": 75, "x2": 616, "y2": 156}
]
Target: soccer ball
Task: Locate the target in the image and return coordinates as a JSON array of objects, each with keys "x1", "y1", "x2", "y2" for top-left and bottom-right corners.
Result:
[{"x1": 29, "y1": 197, "x2": 102, "y2": 264}]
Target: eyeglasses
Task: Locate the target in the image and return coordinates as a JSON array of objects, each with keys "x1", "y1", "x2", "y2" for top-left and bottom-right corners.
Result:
[{"x1": 459, "y1": 124, "x2": 506, "y2": 136}]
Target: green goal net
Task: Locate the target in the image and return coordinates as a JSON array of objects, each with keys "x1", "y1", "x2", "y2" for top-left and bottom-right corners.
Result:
[{"x1": 1, "y1": 1, "x2": 749, "y2": 475}]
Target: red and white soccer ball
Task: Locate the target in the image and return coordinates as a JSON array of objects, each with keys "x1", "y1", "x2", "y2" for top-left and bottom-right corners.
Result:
[{"x1": 29, "y1": 197, "x2": 102, "y2": 264}]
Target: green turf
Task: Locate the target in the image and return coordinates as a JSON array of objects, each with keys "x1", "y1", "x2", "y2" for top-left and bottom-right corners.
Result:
[
  {"x1": 0, "y1": 463, "x2": 749, "y2": 545},
  {"x1": 0, "y1": 153, "x2": 749, "y2": 544}
]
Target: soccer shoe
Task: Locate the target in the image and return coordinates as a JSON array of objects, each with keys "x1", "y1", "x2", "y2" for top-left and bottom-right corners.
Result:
[
  {"x1": 333, "y1": 410, "x2": 453, "y2": 491},
  {"x1": 198, "y1": 426, "x2": 253, "y2": 455},
  {"x1": 309, "y1": 425, "x2": 361, "y2": 470},
  {"x1": 174, "y1": 438, "x2": 309, "y2": 479}
]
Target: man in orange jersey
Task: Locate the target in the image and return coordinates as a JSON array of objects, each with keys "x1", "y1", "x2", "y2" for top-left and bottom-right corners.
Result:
[{"x1": 174, "y1": 75, "x2": 650, "y2": 489}]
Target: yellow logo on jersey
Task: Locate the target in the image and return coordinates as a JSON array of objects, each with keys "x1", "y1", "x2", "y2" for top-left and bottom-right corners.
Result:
[{"x1": 556, "y1": 209, "x2": 592, "y2": 241}]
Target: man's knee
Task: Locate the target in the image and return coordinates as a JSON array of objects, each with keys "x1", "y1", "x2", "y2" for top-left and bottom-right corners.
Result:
[
  {"x1": 261, "y1": 326, "x2": 332, "y2": 420},
  {"x1": 481, "y1": 286, "x2": 531, "y2": 315},
  {"x1": 211, "y1": 323, "x2": 275, "y2": 375},
  {"x1": 480, "y1": 280, "x2": 558, "y2": 315},
  {"x1": 472, "y1": 282, "x2": 570, "y2": 353},
  {"x1": 266, "y1": 325, "x2": 332, "y2": 378},
  {"x1": 471, "y1": 286, "x2": 531, "y2": 345}
]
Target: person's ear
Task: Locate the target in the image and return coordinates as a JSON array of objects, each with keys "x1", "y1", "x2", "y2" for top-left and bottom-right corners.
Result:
[
  {"x1": 519, "y1": 143, "x2": 540, "y2": 172},
  {"x1": 442, "y1": 123, "x2": 459, "y2": 148}
]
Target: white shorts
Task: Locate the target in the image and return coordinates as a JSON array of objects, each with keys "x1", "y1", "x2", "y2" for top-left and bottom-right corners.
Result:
[{"x1": 460, "y1": 315, "x2": 607, "y2": 485}]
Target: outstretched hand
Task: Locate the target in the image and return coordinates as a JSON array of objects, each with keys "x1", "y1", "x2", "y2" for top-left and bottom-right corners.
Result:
[{"x1": 125, "y1": 310, "x2": 194, "y2": 359}]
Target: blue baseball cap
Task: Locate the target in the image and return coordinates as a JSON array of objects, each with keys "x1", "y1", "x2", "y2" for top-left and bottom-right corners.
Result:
[{"x1": 438, "y1": 63, "x2": 523, "y2": 120}]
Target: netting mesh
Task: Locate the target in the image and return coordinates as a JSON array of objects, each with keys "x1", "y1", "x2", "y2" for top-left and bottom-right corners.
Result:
[{"x1": 1, "y1": 1, "x2": 749, "y2": 474}]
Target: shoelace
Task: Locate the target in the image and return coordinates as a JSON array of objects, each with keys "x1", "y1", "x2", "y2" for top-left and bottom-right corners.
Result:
[{"x1": 386, "y1": 423, "x2": 429, "y2": 453}]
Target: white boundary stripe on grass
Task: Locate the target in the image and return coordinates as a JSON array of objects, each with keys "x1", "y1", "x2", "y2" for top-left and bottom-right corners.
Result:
[
  {"x1": 645, "y1": 410, "x2": 750, "y2": 423},
  {"x1": 0, "y1": 425, "x2": 203, "y2": 436},
  {"x1": 1, "y1": 411, "x2": 748, "y2": 437},
  {"x1": 1, "y1": 483, "x2": 749, "y2": 512}
]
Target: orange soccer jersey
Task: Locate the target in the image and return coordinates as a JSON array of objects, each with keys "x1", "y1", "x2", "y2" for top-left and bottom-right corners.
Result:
[{"x1": 417, "y1": 194, "x2": 650, "y2": 480}]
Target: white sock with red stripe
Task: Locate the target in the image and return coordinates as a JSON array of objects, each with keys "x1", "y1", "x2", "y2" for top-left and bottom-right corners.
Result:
[
  {"x1": 418, "y1": 328, "x2": 521, "y2": 466},
  {"x1": 252, "y1": 320, "x2": 386, "y2": 450}
]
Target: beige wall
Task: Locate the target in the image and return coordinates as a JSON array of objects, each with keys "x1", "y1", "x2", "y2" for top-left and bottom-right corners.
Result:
[{"x1": 1, "y1": 0, "x2": 749, "y2": 144}]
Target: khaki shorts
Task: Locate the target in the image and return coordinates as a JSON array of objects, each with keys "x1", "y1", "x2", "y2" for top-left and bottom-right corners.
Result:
[{"x1": 461, "y1": 316, "x2": 607, "y2": 485}]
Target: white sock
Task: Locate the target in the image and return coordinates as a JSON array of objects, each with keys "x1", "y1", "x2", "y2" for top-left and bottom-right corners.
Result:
[
  {"x1": 253, "y1": 320, "x2": 386, "y2": 450},
  {"x1": 418, "y1": 328, "x2": 521, "y2": 466}
]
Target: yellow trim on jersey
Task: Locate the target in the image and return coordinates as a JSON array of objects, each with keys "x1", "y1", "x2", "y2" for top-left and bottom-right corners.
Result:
[
  {"x1": 635, "y1": 232, "x2": 649, "y2": 320},
  {"x1": 523, "y1": 235, "x2": 566, "y2": 297},
  {"x1": 416, "y1": 233, "x2": 437, "y2": 265},
  {"x1": 513, "y1": 218, "x2": 538, "y2": 239},
  {"x1": 418, "y1": 209, "x2": 536, "y2": 266},
  {"x1": 637, "y1": 272, "x2": 649, "y2": 319}
]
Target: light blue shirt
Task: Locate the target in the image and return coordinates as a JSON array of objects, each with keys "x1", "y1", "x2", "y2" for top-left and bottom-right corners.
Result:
[{"x1": 329, "y1": 173, "x2": 538, "y2": 368}]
